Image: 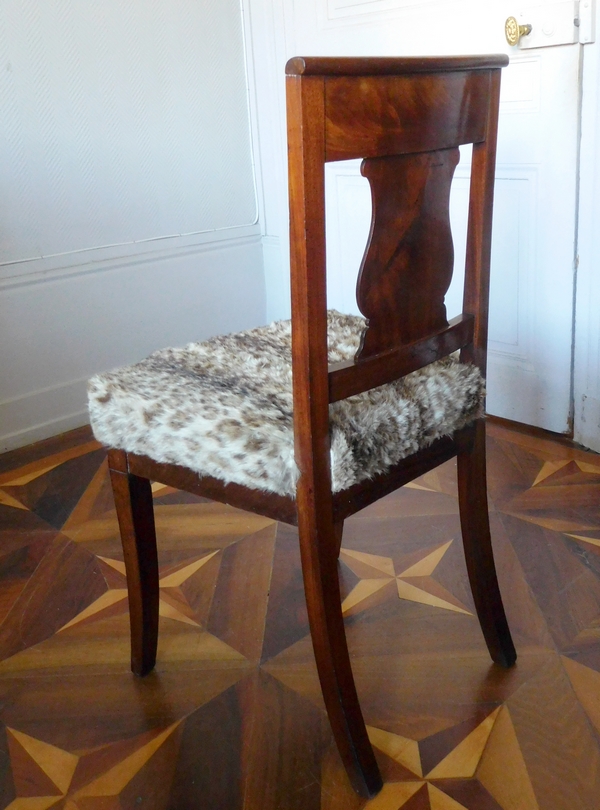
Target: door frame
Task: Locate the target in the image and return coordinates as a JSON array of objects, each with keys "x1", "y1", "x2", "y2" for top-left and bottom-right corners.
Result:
[{"x1": 574, "y1": 8, "x2": 600, "y2": 451}]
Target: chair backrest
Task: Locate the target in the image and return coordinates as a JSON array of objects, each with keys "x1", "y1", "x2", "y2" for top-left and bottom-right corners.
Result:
[{"x1": 285, "y1": 56, "x2": 507, "y2": 497}]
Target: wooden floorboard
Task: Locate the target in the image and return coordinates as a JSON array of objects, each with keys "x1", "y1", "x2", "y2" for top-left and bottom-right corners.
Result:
[{"x1": 0, "y1": 420, "x2": 598, "y2": 808}]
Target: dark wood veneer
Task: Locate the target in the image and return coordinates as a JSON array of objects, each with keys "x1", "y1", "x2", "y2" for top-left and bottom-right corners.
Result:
[
  {"x1": 325, "y1": 74, "x2": 489, "y2": 161},
  {"x1": 355, "y1": 149, "x2": 459, "y2": 358},
  {"x1": 328, "y1": 314, "x2": 474, "y2": 402},
  {"x1": 125, "y1": 451, "x2": 297, "y2": 527}
]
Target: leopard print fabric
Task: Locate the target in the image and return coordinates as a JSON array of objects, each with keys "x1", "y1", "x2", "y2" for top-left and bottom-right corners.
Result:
[{"x1": 88, "y1": 311, "x2": 484, "y2": 496}]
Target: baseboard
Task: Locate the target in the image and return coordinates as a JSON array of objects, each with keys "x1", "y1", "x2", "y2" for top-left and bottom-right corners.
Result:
[
  {"x1": 0, "y1": 411, "x2": 91, "y2": 454},
  {"x1": 0, "y1": 376, "x2": 90, "y2": 453},
  {"x1": 574, "y1": 395, "x2": 600, "y2": 454},
  {"x1": 1, "y1": 235, "x2": 266, "y2": 453}
]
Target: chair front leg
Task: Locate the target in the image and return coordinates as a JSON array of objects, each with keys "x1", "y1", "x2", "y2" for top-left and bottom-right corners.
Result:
[
  {"x1": 108, "y1": 450, "x2": 159, "y2": 676},
  {"x1": 456, "y1": 420, "x2": 516, "y2": 668},
  {"x1": 297, "y1": 506, "x2": 382, "y2": 797}
]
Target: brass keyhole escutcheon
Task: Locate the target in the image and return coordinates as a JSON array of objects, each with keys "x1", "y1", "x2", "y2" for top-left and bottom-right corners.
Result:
[{"x1": 505, "y1": 16, "x2": 532, "y2": 46}]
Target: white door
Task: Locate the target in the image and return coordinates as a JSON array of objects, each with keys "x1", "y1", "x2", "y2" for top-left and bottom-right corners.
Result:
[{"x1": 274, "y1": 0, "x2": 589, "y2": 433}]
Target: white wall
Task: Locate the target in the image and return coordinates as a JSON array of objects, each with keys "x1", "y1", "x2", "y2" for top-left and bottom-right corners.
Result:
[
  {"x1": 574, "y1": 9, "x2": 600, "y2": 451},
  {"x1": 0, "y1": 0, "x2": 266, "y2": 451}
]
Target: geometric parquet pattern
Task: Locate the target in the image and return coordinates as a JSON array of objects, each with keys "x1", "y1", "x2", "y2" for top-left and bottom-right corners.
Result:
[{"x1": 0, "y1": 419, "x2": 599, "y2": 809}]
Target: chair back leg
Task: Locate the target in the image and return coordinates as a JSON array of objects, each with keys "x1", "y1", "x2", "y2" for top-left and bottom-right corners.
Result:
[
  {"x1": 456, "y1": 420, "x2": 517, "y2": 668},
  {"x1": 333, "y1": 520, "x2": 345, "y2": 560},
  {"x1": 297, "y1": 510, "x2": 383, "y2": 797},
  {"x1": 109, "y1": 454, "x2": 160, "y2": 676}
]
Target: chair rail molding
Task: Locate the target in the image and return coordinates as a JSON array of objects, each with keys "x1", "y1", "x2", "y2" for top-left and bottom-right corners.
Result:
[
  {"x1": 325, "y1": 0, "x2": 453, "y2": 24},
  {"x1": 0, "y1": 225, "x2": 261, "y2": 290}
]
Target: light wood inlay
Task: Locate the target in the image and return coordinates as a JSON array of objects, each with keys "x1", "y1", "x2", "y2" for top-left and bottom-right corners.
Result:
[{"x1": 477, "y1": 706, "x2": 540, "y2": 810}]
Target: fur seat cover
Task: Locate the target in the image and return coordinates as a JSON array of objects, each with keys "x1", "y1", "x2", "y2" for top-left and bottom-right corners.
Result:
[{"x1": 88, "y1": 311, "x2": 484, "y2": 497}]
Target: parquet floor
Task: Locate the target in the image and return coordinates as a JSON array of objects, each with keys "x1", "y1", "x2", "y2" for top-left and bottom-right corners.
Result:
[{"x1": 0, "y1": 420, "x2": 599, "y2": 809}]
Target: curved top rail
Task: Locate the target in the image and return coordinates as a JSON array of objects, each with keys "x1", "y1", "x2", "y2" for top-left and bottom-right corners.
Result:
[{"x1": 285, "y1": 55, "x2": 509, "y2": 76}]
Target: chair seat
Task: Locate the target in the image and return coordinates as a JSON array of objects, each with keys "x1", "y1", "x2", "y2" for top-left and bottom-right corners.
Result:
[{"x1": 88, "y1": 310, "x2": 484, "y2": 496}]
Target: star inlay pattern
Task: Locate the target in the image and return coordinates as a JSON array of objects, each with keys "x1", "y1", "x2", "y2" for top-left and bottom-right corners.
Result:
[
  {"x1": 340, "y1": 542, "x2": 473, "y2": 617},
  {"x1": 4, "y1": 722, "x2": 182, "y2": 809},
  {"x1": 360, "y1": 703, "x2": 539, "y2": 809},
  {"x1": 59, "y1": 551, "x2": 221, "y2": 631}
]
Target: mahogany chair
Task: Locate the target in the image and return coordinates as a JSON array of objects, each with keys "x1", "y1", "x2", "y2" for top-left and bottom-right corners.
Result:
[{"x1": 88, "y1": 54, "x2": 515, "y2": 798}]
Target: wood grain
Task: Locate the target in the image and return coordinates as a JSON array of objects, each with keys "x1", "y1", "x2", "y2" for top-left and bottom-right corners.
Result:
[
  {"x1": 325, "y1": 73, "x2": 489, "y2": 161},
  {"x1": 460, "y1": 68, "x2": 503, "y2": 377},
  {"x1": 288, "y1": 69, "x2": 382, "y2": 796},
  {"x1": 328, "y1": 314, "x2": 474, "y2": 403},
  {"x1": 109, "y1": 458, "x2": 159, "y2": 676},
  {"x1": 456, "y1": 421, "x2": 516, "y2": 667},
  {"x1": 125, "y1": 453, "x2": 297, "y2": 527},
  {"x1": 355, "y1": 149, "x2": 459, "y2": 358}
]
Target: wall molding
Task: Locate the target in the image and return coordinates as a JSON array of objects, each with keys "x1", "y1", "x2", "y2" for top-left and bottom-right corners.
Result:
[
  {"x1": 323, "y1": 0, "x2": 454, "y2": 24},
  {"x1": 0, "y1": 225, "x2": 262, "y2": 290},
  {"x1": 0, "y1": 234, "x2": 266, "y2": 452},
  {"x1": 500, "y1": 55, "x2": 541, "y2": 115},
  {"x1": 0, "y1": 0, "x2": 259, "y2": 271},
  {"x1": 0, "y1": 376, "x2": 90, "y2": 453}
]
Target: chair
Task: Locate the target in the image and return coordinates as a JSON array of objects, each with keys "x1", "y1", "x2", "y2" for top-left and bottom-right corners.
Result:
[{"x1": 88, "y1": 54, "x2": 515, "y2": 798}]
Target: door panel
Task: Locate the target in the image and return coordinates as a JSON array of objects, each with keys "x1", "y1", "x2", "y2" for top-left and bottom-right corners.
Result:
[{"x1": 288, "y1": 0, "x2": 579, "y2": 431}]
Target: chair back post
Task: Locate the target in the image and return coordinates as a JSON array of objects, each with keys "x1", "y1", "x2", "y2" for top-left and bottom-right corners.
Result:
[
  {"x1": 286, "y1": 69, "x2": 336, "y2": 545},
  {"x1": 461, "y1": 68, "x2": 503, "y2": 377}
]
